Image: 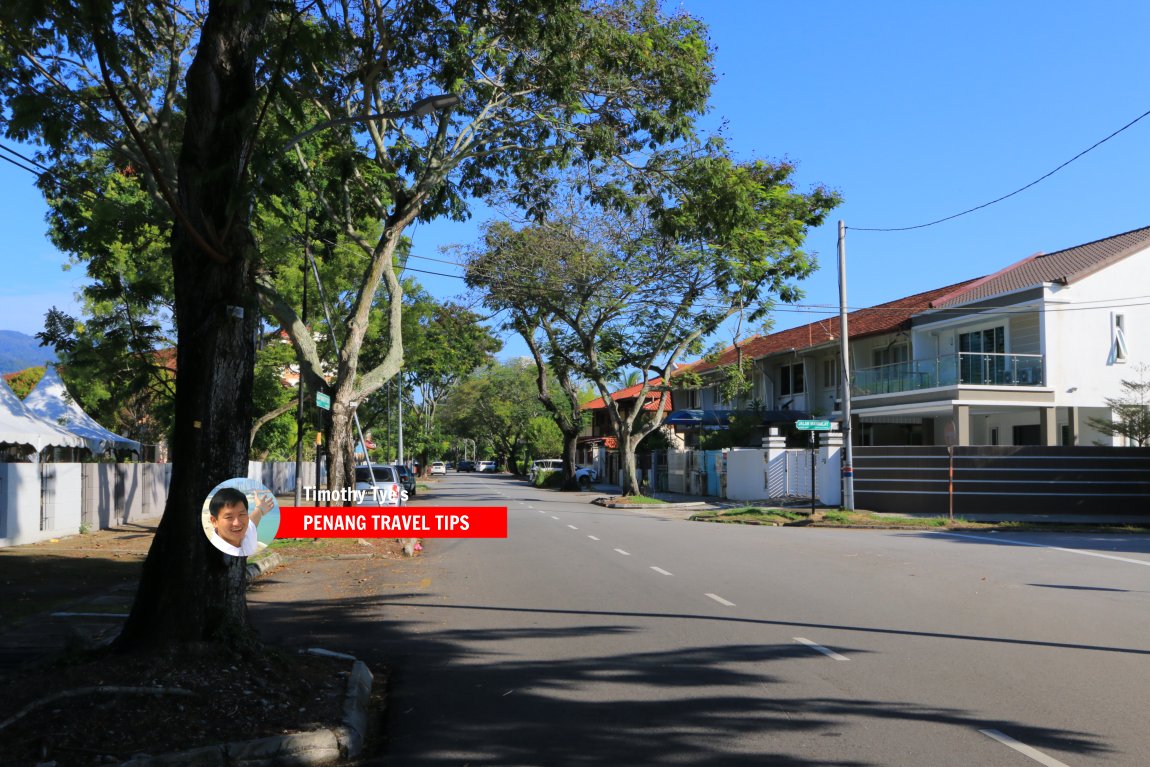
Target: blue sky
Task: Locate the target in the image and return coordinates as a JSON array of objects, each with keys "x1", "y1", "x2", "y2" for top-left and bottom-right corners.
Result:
[{"x1": 3, "y1": 1, "x2": 1148, "y2": 365}]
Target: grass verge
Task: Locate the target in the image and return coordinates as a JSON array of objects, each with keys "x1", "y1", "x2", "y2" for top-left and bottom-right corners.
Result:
[{"x1": 692, "y1": 507, "x2": 1150, "y2": 532}]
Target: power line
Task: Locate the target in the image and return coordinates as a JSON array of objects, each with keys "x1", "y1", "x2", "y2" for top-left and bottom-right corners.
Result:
[{"x1": 850, "y1": 106, "x2": 1150, "y2": 232}]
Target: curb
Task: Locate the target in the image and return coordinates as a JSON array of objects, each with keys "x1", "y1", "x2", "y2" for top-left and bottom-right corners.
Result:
[
  {"x1": 591, "y1": 498, "x2": 715, "y2": 510},
  {"x1": 246, "y1": 551, "x2": 284, "y2": 581},
  {"x1": 119, "y1": 652, "x2": 373, "y2": 767}
]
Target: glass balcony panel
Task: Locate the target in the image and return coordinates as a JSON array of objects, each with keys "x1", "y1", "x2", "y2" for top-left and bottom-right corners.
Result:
[{"x1": 851, "y1": 353, "x2": 1043, "y2": 396}]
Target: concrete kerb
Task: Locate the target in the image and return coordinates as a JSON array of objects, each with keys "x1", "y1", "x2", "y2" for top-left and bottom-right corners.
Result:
[{"x1": 118, "y1": 651, "x2": 373, "y2": 767}]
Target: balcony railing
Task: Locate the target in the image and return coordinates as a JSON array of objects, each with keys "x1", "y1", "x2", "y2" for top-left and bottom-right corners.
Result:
[{"x1": 852, "y1": 353, "x2": 1044, "y2": 396}]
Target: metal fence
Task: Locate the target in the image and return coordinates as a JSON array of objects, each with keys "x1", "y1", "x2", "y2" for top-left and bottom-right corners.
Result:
[{"x1": 854, "y1": 446, "x2": 1150, "y2": 516}]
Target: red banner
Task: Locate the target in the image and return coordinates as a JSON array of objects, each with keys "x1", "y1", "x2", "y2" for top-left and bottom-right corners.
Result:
[{"x1": 278, "y1": 506, "x2": 508, "y2": 538}]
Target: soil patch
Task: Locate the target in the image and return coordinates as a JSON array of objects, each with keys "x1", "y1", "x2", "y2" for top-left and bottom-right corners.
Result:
[
  {"x1": 0, "y1": 522, "x2": 414, "y2": 765},
  {"x1": 0, "y1": 648, "x2": 351, "y2": 766}
]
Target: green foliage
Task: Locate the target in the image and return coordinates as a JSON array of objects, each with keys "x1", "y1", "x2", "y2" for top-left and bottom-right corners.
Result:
[
  {"x1": 699, "y1": 408, "x2": 764, "y2": 450},
  {"x1": 250, "y1": 342, "x2": 299, "y2": 460},
  {"x1": 1087, "y1": 363, "x2": 1150, "y2": 446},
  {"x1": 37, "y1": 308, "x2": 175, "y2": 448},
  {"x1": 532, "y1": 469, "x2": 564, "y2": 489},
  {"x1": 442, "y1": 359, "x2": 554, "y2": 471},
  {"x1": 464, "y1": 142, "x2": 840, "y2": 493},
  {"x1": 5, "y1": 366, "x2": 45, "y2": 399}
]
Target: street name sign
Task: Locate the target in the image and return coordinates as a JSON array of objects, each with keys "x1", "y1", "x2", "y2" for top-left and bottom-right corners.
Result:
[
  {"x1": 796, "y1": 419, "x2": 832, "y2": 431},
  {"x1": 316, "y1": 392, "x2": 331, "y2": 410}
]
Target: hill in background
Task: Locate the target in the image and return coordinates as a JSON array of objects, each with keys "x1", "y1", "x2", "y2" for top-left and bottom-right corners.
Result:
[{"x1": 0, "y1": 330, "x2": 56, "y2": 374}]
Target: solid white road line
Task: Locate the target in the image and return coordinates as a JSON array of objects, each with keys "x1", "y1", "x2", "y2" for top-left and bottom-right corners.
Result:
[
  {"x1": 567, "y1": 525, "x2": 579, "y2": 530},
  {"x1": 588, "y1": 535, "x2": 600, "y2": 541},
  {"x1": 705, "y1": 593, "x2": 735, "y2": 607},
  {"x1": 937, "y1": 532, "x2": 1150, "y2": 566},
  {"x1": 650, "y1": 566, "x2": 673, "y2": 576},
  {"x1": 614, "y1": 548, "x2": 631, "y2": 556},
  {"x1": 979, "y1": 729, "x2": 1072, "y2": 767},
  {"x1": 794, "y1": 637, "x2": 850, "y2": 661}
]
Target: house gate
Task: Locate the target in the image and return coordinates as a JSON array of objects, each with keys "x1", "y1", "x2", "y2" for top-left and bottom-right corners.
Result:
[{"x1": 854, "y1": 446, "x2": 1150, "y2": 516}]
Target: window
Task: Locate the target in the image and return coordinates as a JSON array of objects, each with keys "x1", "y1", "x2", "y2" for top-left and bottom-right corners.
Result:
[
  {"x1": 959, "y1": 326, "x2": 1005, "y2": 384},
  {"x1": 822, "y1": 357, "x2": 841, "y2": 389},
  {"x1": 871, "y1": 343, "x2": 909, "y2": 368},
  {"x1": 1110, "y1": 313, "x2": 1128, "y2": 364},
  {"x1": 779, "y1": 363, "x2": 804, "y2": 396},
  {"x1": 685, "y1": 388, "x2": 700, "y2": 409},
  {"x1": 989, "y1": 427, "x2": 999, "y2": 446}
]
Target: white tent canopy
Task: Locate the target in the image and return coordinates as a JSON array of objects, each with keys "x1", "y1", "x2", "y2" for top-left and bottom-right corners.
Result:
[
  {"x1": 21, "y1": 366, "x2": 141, "y2": 456},
  {"x1": 0, "y1": 372, "x2": 86, "y2": 452}
]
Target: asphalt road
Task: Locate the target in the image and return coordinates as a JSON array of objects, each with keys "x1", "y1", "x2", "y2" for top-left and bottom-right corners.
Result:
[{"x1": 263, "y1": 473, "x2": 1150, "y2": 766}]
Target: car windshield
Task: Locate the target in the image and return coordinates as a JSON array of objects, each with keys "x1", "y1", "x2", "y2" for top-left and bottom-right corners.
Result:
[{"x1": 355, "y1": 466, "x2": 396, "y2": 484}]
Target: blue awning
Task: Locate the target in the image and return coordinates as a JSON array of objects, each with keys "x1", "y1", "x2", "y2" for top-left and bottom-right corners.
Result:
[{"x1": 664, "y1": 409, "x2": 813, "y2": 428}]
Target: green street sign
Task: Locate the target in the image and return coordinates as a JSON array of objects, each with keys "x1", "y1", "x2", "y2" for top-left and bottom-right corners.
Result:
[
  {"x1": 316, "y1": 391, "x2": 331, "y2": 410},
  {"x1": 796, "y1": 419, "x2": 832, "y2": 431}
]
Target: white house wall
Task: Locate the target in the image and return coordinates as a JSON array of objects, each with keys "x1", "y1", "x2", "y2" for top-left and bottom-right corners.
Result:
[{"x1": 1044, "y1": 246, "x2": 1150, "y2": 443}]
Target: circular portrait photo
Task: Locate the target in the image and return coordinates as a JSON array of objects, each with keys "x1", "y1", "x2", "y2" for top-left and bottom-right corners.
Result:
[{"x1": 200, "y1": 478, "x2": 281, "y2": 557}]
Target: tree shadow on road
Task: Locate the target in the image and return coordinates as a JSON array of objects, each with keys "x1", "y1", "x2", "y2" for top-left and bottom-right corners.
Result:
[{"x1": 250, "y1": 577, "x2": 1112, "y2": 766}]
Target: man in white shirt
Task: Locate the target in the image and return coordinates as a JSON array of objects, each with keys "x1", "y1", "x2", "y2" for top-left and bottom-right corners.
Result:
[{"x1": 207, "y1": 486, "x2": 274, "y2": 557}]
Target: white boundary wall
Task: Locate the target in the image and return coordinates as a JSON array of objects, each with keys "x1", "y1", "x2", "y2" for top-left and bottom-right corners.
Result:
[
  {"x1": 712, "y1": 439, "x2": 843, "y2": 506},
  {"x1": 0, "y1": 463, "x2": 82, "y2": 547}
]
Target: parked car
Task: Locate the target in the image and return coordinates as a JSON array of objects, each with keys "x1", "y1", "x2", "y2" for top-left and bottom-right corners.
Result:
[
  {"x1": 430, "y1": 461, "x2": 447, "y2": 475},
  {"x1": 354, "y1": 464, "x2": 403, "y2": 506},
  {"x1": 529, "y1": 458, "x2": 564, "y2": 482},
  {"x1": 393, "y1": 463, "x2": 417, "y2": 498},
  {"x1": 477, "y1": 460, "x2": 497, "y2": 473},
  {"x1": 574, "y1": 465, "x2": 598, "y2": 489},
  {"x1": 457, "y1": 459, "x2": 475, "y2": 472}
]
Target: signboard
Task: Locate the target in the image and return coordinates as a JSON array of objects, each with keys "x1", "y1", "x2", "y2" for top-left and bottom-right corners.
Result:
[
  {"x1": 795, "y1": 419, "x2": 832, "y2": 431},
  {"x1": 316, "y1": 391, "x2": 331, "y2": 410}
]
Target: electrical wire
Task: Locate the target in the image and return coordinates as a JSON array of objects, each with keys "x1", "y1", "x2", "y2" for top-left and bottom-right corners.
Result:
[{"x1": 850, "y1": 106, "x2": 1150, "y2": 232}]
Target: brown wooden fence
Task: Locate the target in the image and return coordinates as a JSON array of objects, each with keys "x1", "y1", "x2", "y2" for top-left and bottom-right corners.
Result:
[{"x1": 854, "y1": 446, "x2": 1150, "y2": 517}]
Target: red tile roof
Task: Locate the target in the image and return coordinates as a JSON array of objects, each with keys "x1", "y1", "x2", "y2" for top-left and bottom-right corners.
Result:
[
  {"x1": 684, "y1": 278, "x2": 981, "y2": 375},
  {"x1": 582, "y1": 378, "x2": 673, "y2": 412},
  {"x1": 929, "y1": 225, "x2": 1150, "y2": 308}
]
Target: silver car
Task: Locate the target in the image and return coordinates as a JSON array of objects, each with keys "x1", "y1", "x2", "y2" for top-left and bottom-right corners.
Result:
[{"x1": 354, "y1": 465, "x2": 404, "y2": 506}]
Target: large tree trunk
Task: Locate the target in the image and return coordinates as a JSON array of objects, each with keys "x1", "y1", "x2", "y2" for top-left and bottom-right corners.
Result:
[
  {"x1": 116, "y1": 0, "x2": 267, "y2": 652},
  {"x1": 618, "y1": 425, "x2": 641, "y2": 496},
  {"x1": 325, "y1": 399, "x2": 357, "y2": 496},
  {"x1": 560, "y1": 429, "x2": 581, "y2": 491}
]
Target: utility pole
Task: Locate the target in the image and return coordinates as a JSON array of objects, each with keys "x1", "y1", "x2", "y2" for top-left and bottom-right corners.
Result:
[
  {"x1": 293, "y1": 217, "x2": 309, "y2": 506},
  {"x1": 838, "y1": 220, "x2": 855, "y2": 510},
  {"x1": 397, "y1": 375, "x2": 404, "y2": 465}
]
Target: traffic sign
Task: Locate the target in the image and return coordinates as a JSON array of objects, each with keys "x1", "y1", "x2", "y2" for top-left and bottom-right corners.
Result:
[
  {"x1": 316, "y1": 391, "x2": 331, "y2": 410},
  {"x1": 796, "y1": 419, "x2": 832, "y2": 431}
]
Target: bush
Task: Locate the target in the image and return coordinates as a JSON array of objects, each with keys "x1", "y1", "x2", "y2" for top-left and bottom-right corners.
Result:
[{"x1": 532, "y1": 469, "x2": 564, "y2": 488}]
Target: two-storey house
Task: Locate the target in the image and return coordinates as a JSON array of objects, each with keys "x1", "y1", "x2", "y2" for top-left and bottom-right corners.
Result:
[{"x1": 672, "y1": 225, "x2": 1150, "y2": 447}]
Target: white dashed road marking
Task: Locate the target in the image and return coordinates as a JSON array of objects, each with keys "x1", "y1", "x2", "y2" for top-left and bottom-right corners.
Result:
[
  {"x1": 567, "y1": 525, "x2": 579, "y2": 530},
  {"x1": 650, "y1": 567, "x2": 673, "y2": 576},
  {"x1": 705, "y1": 593, "x2": 735, "y2": 607},
  {"x1": 795, "y1": 637, "x2": 849, "y2": 661},
  {"x1": 588, "y1": 535, "x2": 600, "y2": 541},
  {"x1": 614, "y1": 548, "x2": 631, "y2": 556}
]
